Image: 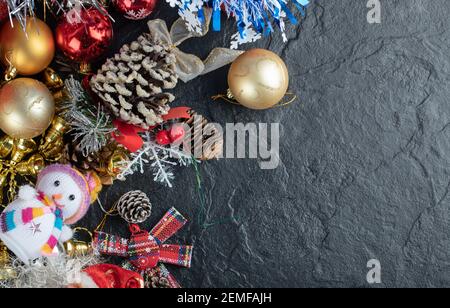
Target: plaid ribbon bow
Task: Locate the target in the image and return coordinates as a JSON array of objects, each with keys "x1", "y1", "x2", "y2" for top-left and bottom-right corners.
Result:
[{"x1": 93, "y1": 207, "x2": 193, "y2": 288}]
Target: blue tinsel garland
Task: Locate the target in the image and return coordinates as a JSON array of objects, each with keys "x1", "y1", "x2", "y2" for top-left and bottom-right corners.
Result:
[{"x1": 166, "y1": 0, "x2": 310, "y2": 48}]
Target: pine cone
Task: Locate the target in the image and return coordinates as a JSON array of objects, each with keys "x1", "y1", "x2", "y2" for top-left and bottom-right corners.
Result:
[
  {"x1": 144, "y1": 267, "x2": 171, "y2": 288},
  {"x1": 90, "y1": 35, "x2": 178, "y2": 129},
  {"x1": 63, "y1": 141, "x2": 129, "y2": 185},
  {"x1": 181, "y1": 110, "x2": 223, "y2": 160},
  {"x1": 116, "y1": 190, "x2": 152, "y2": 224}
]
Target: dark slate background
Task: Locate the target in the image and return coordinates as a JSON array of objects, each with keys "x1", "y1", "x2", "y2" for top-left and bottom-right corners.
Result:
[{"x1": 69, "y1": 0, "x2": 450, "y2": 287}]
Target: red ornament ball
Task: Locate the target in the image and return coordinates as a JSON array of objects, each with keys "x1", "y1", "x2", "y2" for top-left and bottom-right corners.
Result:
[
  {"x1": 0, "y1": 0, "x2": 8, "y2": 22},
  {"x1": 113, "y1": 0, "x2": 157, "y2": 20},
  {"x1": 55, "y1": 7, "x2": 113, "y2": 63}
]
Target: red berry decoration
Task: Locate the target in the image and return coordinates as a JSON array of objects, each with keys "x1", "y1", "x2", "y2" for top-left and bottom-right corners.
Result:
[
  {"x1": 113, "y1": 0, "x2": 158, "y2": 20},
  {"x1": 55, "y1": 7, "x2": 113, "y2": 65},
  {"x1": 155, "y1": 130, "x2": 171, "y2": 145},
  {"x1": 168, "y1": 124, "x2": 185, "y2": 143}
]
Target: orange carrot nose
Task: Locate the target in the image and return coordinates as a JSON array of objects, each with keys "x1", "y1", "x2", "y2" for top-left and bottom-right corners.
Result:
[{"x1": 52, "y1": 194, "x2": 62, "y2": 201}]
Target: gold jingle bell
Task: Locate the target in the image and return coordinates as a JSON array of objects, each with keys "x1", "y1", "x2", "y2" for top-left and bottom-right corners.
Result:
[
  {"x1": 0, "y1": 135, "x2": 14, "y2": 159},
  {"x1": 40, "y1": 116, "x2": 69, "y2": 153},
  {"x1": 15, "y1": 154, "x2": 46, "y2": 176},
  {"x1": 41, "y1": 138, "x2": 65, "y2": 161},
  {"x1": 10, "y1": 139, "x2": 37, "y2": 165},
  {"x1": 42, "y1": 68, "x2": 64, "y2": 92},
  {"x1": 42, "y1": 68, "x2": 65, "y2": 102},
  {"x1": 63, "y1": 239, "x2": 93, "y2": 257},
  {"x1": 63, "y1": 228, "x2": 93, "y2": 257}
]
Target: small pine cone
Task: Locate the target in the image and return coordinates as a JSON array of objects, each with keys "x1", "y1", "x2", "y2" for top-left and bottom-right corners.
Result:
[
  {"x1": 63, "y1": 141, "x2": 96, "y2": 171},
  {"x1": 144, "y1": 268, "x2": 171, "y2": 288},
  {"x1": 90, "y1": 35, "x2": 178, "y2": 129},
  {"x1": 63, "y1": 141, "x2": 129, "y2": 186},
  {"x1": 182, "y1": 110, "x2": 223, "y2": 160},
  {"x1": 116, "y1": 190, "x2": 152, "y2": 224}
]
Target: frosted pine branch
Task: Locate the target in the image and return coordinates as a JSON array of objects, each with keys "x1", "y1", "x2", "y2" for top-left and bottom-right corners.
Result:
[{"x1": 62, "y1": 76, "x2": 115, "y2": 157}]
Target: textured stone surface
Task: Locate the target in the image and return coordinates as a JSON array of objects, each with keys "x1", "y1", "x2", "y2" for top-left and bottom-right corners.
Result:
[{"x1": 76, "y1": 0, "x2": 450, "y2": 287}]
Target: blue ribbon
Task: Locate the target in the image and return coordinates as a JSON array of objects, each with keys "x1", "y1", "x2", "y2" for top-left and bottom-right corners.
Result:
[{"x1": 212, "y1": 0, "x2": 221, "y2": 31}]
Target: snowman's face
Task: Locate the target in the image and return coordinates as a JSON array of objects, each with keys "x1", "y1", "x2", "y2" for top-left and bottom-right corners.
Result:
[{"x1": 36, "y1": 172, "x2": 83, "y2": 221}]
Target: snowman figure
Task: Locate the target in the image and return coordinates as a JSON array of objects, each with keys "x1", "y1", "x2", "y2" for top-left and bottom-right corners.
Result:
[{"x1": 0, "y1": 164, "x2": 102, "y2": 263}]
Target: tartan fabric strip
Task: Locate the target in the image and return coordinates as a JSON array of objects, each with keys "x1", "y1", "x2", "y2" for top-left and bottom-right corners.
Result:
[
  {"x1": 150, "y1": 207, "x2": 187, "y2": 244},
  {"x1": 128, "y1": 231, "x2": 160, "y2": 270},
  {"x1": 128, "y1": 233, "x2": 158, "y2": 258},
  {"x1": 93, "y1": 231, "x2": 129, "y2": 257},
  {"x1": 159, "y1": 244, "x2": 193, "y2": 268}
]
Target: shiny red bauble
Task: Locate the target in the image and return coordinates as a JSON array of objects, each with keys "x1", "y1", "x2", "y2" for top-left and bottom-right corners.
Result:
[
  {"x1": 55, "y1": 7, "x2": 113, "y2": 63},
  {"x1": 113, "y1": 0, "x2": 157, "y2": 20}
]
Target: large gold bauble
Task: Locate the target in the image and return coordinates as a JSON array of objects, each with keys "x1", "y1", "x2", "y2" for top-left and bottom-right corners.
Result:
[
  {"x1": 0, "y1": 78, "x2": 55, "y2": 139},
  {"x1": 228, "y1": 48, "x2": 289, "y2": 110},
  {"x1": 0, "y1": 17, "x2": 55, "y2": 76}
]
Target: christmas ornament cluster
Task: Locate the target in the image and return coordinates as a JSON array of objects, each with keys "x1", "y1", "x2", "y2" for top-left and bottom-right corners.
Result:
[{"x1": 0, "y1": 0, "x2": 302, "y2": 288}]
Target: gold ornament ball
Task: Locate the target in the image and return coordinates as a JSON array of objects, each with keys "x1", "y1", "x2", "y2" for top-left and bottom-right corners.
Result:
[
  {"x1": 0, "y1": 17, "x2": 55, "y2": 76},
  {"x1": 0, "y1": 78, "x2": 55, "y2": 139},
  {"x1": 228, "y1": 48, "x2": 289, "y2": 110}
]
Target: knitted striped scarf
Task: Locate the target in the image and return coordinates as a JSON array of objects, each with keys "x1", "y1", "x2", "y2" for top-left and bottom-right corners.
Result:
[{"x1": 0, "y1": 191, "x2": 64, "y2": 256}]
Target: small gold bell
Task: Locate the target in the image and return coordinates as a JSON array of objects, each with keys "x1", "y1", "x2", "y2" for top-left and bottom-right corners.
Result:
[
  {"x1": 41, "y1": 138, "x2": 65, "y2": 161},
  {"x1": 10, "y1": 139, "x2": 37, "y2": 165},
  {"x1": 40, "y1": 117, "x2": 69, "y2": 153},
  {"x1": 63, "y1": 228, "x2": 93, "y2": 257},
  {"x1": 0, "y1": 135, "x2": 14, "y2": 159},
  {"x1": 64, "y1": 239, "x2": 93, "y2": 257},
  {"x1": 42, "y1": 68, "x2": 67, "y2": 104},
  {"x1": 15, "y1": 154, "x2": 45, "y2": 176},
  {"x1": 42, "y1": 68, "x2": 64, "y2": 91}
]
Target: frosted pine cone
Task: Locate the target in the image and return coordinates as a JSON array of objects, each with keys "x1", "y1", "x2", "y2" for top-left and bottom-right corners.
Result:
[
  {"x1": 116, "y1": 190, "x2": 152, "y2": 224},
  {"x1": 90, "y1": 35, "x2": 178, "y2": 129}
]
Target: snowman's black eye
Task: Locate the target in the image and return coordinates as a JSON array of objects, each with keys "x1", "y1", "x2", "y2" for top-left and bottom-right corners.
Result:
[
  {"x1": 54, "y1": 181, "x2": 60, "y2": 187},
  {"x1": 69, "y1": 195, "x2": 76, "y2": 201}
]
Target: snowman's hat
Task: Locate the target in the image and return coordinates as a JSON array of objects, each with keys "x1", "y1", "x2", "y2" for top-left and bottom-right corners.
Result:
[{"x1": 37, "y1": 164, "x2": 102, "y2": 225}]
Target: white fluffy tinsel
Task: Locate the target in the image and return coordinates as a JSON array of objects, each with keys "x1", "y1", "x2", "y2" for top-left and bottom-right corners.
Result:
[{"x1": 0, "y1": 254, "x2": 101, "y2": 288}]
